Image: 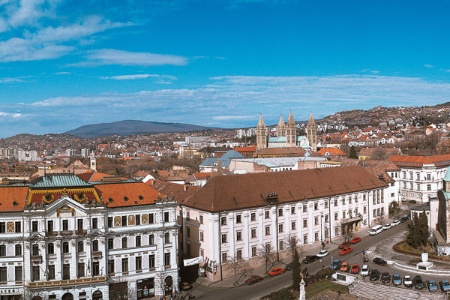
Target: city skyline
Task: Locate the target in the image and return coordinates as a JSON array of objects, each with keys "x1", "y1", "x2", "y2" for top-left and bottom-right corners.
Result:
[{"x1": 2, "y1": 0, "x2": 450, "y2": 138}]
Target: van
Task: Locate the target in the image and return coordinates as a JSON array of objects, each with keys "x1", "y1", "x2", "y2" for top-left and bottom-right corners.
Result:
[{"x1": 368, "y1": 225, "x2": 383, "y2": 236}]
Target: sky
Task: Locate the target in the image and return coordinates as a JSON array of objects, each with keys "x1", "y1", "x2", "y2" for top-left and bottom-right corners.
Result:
[{"x1": 2, "y1": 0, "x2": 450, "y2": 138}]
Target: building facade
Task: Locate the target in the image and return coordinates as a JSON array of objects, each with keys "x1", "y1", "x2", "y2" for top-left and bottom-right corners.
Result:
[
  {"x1": 180, "y1": 166, "x2": 389, "y2": 283},
  {"x1": 0, "y1": 174, "x2": 179, "y2": 300}
]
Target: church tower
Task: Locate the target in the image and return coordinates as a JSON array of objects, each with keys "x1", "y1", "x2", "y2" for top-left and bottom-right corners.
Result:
[
  {"x1": 285, "y1": 112, "x2": 296, "y2": 147},
  {"x1": 256, "y1": 114, "x2": 267, "y2": 149},
  {"x1": 90, "y1": 153, "x2": 97, "y2": 171},
  {"x1": 276, "y1": 115, "x2": 285, "y2": 137},
  {"x1": 306, "y1": 113, "x2": 318, "y2": 151}
]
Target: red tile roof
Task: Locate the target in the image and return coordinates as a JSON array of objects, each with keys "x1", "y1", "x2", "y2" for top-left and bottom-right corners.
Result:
[
  {"x1": 182, "y1": 166, "x2": 387, "y2": 212},
  {"x1": 390, "y1": 154, "x2": 450, "y2": 167},
  {"x1": 95, "y1": 182, "x2": 162, "y2": 208},
  {"x1": 0, "y1": 186, "x2": 29, "y2": 212}
]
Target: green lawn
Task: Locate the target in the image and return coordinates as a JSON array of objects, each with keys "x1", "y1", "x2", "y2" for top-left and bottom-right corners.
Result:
[{"x1": 305, "y1": 280, "x2": 349, "y2": 297}]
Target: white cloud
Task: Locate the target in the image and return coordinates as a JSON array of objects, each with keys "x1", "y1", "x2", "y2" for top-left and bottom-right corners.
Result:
[
  {"x1": 424, "y1": 64, "x2": 434, "y2": 68},
  {"x1": 0, "y1": 77, "x2": 24, "y2": 83},
  {"x1": 83, "y1": 49, "x2": 188, "y2": 66},
  {"x1": 100, "y1": 74, "x2": 177, "y2": 81},
  {"x1": 0, "y1": 112, "x2": 24, "y2": 119}
]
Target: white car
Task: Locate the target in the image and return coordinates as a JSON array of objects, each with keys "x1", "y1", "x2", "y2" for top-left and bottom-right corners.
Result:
[
  {"x1": 382, "y1": 223, "x2": 391, "y2": 230},
  {"x1": 316, "y1": 249, "x2": 329, "y2": 258},
  {"x1": 403, "y1": 275, "x2": 413, "y2": 287},
  {"x1": 392, "y1": 219, "x2": 401, "y2": 226},
  {"x1": 360, "y1": 264, "x2": 369, "y2": 277}
]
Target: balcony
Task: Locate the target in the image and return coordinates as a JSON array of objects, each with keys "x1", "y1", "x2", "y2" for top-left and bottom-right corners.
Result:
[
  {"x1": 31, "y1": 255, "x2": 42, "y2": 263},
  {"x1": 60, "y1": 230, "x2": 74, "y2": 236},
  {"x1": 76, "y1": 229, "x2": 87, "y2": 235},
  {"x1": 28, "y1": 276, "x2": 107, "y2": 288},
  {"x1": 45, "y1": 231, "x2": 58, "y2": 237},
  {"x1": 92, "y1": 251, "x2": 102, "y2": 259}
]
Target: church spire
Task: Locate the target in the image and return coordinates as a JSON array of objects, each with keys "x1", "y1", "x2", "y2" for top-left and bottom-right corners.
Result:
[
  {"x1": 306, "y1": 112, "x2": 317, "y2": 152},
  {"x1": 277, "y1": 115, "x2": 285, "y2": 137},
  {"x1": 256, "y1": 114, "x2": 267, "y2": 150},
  {"x1": 285, "y1": 111, "x2": 296, "y2": 147}
]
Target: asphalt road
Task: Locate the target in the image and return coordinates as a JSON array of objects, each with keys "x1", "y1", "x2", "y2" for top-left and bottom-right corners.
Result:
[{"x1": 188, "y1": 221, "x2": 442, "y2": 300}]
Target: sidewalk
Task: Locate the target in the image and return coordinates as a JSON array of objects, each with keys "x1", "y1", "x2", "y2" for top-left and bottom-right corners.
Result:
[{"x1": 199, "y1": 222, "x2": 378, "y2": 289}]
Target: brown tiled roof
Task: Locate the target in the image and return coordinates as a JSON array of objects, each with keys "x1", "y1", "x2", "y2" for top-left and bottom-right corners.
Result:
[
  {"x1": 317, "y1": 148, "x2": 346, "y2": 156},
  {"x1": 254, "y1": 147, "x2": 306, "y2": 157},
  {"x1": 390, "y1": 154, "x2": 450, "y2": 167},
  {"x1": 0, "y1": 186, "x2": 29, "y2": 212},
  {"x1": 151, "y1": 180, "x2": 199, "y2": 202},
  {"x1": 95, "y1": 182, "x2": 162, "y2": 208},
  {"x1": 182, "y1": 166, "x2": 387, "y2": 212}
]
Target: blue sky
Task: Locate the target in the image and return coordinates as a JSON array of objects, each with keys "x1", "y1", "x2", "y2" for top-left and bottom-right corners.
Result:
[{"x1": 2, "y1": 0, "x2": 450, "y2": 138}]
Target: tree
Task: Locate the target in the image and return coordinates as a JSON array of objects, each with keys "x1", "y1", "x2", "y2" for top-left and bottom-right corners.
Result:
[
  {"x1": 406, "y1": 211, "x2": 429, "y2": 249},
  {"x1": 227, "y1": 253, "x2": 252, "y2": 285},
  {"x1": 259, "y1": 244, "x2": 277, "y2": 274},
  {"x1": 348, "y1": 146, "x2": 358, "y2": 159},
  {"x1": 288, "y1": 236, "x2": 302, "y2": 291}
]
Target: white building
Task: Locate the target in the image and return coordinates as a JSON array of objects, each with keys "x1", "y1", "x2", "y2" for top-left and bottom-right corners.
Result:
[
  {"x1": 18, "y1": 150, "x2": 40, "y2": 162},
  {"x1": 180, "y1": 166, "x2": 389, "y2": 283},
  {"x1": 0, "y1": 174, "x2": 179, "y2": 300}
]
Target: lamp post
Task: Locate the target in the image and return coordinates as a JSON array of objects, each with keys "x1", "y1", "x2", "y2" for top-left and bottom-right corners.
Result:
[{"x1": 320, "y1": 212, "x2": 324, "y2": 249}]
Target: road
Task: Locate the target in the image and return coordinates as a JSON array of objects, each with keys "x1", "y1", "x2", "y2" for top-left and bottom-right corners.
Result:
[{"x1": 187, "y1": 222, "x2": 431, "y2": 300}]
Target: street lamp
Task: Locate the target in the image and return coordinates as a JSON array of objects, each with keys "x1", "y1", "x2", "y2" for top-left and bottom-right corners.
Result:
[{"x1": 320, "y1": 212, "x2": 324, "y2": 249}]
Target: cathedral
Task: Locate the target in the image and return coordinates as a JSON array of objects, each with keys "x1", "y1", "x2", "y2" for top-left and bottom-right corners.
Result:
[{"x1": 256, "y1": 112, "x2": 317, "y2": 151}]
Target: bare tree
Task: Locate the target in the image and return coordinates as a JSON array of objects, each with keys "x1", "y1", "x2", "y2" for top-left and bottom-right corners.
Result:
[
  {"x1": 259, "y1": 244, "x2": 277, "y2": 274},
  {"x1": 227, "y1": 253, "x2": 253, "y2": 285}
]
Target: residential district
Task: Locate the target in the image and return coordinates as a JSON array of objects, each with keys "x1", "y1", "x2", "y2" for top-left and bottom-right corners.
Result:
[{"x1": 1, "y1": 107, "x2": 450, "y2": 299}]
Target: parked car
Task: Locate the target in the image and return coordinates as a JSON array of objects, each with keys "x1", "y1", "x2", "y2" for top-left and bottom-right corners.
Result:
[
  {"x1": 368, "y1": 225, "x2": 383, "y2": 235},
  {"x1": 404, "y1": 275, "x2": 413, "y2": 287},
  {"x1": 350, "y1": 236, "x2": 361, "y2": 244},
  {"x1": 360, "y1": 264, "x2": 369, "y2": 277},
  {"x1": 338, "y1": 241, "x2": 352, "y2": 249},
  {"x1": 268, "y1": 267, "x2": 285, "y2": 277},
  {"x1": 339, "y1": 246, "x2": 353, "y2": 256},
  {"x1": 413, "y1": 275, "x2": 424, "y2": 290},
  {"x1": 340, "y1": 261, "x2": 350, "y2": 272},
  {"x1": 285, "y1": 262, "x2": 293, "y2": 270},
  {"x1": 400, "y1": 216, "x2": 409, "y2": 222},
  {"x1": 316, "y1": 249, "x2": 329, "y2": 258},
  {"x1": 245, "y1": 275, "x2": 263, "y2": 285},
  {"x1": 382, "y1": 223, "x2": 392, "y2": 230},
  {"x1": 181, "y1": 282, "x2": 192, "y2": 291},
  {"x1": 440, "y1": 279, "x2": 450, "y2": 292},
  {"x1": 373, "y1": 257, "x2": 387, "y2": 266},
  {"x1": 370, "y1": 269, "x2": 380, "y2": 281},
  {"x1": 428, "y1": 280, "x2": 439, "y2": 292},
  {"x1": 381, "y1": 272, "x2": 391, "y2": 285},
  {"x1": 350, "y1": 263, "x2": 359, "y2": 274},
  {"x1": 392, "y1": 273, "x2": 402, "y2": 286},
  {"x1": 330, "y1": 259, "x2": 342, "y2": 270},
  {"x1": 302, "y1": 255, "x2": 319, "y2": 264},
  {"x1": 392, "y1": 219, "x2": 401, "y2": 226}
]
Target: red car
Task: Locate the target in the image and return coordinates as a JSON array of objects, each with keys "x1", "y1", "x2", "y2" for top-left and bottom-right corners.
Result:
[
  {"x1": 350, "y1": 263, "x2": 359, "y2": 274},
  {"x1": 340, "y1": 261, "x2": 350, "y2": 272},
  {"x1": 245, "y1": 275, "x2": 263, "y2": 285},
  {"x1": 339, "y1": 246, "x2": 353, "y2": 256},
  {"x1": 350, "y1": 236, "x2": 361, "y2": 244},
  {"x1": 268, "y1": 267, "x2": 285, "y2": 276},
  {"x1": 338, "y1": 241, "x2": 352, "y2": 249}
]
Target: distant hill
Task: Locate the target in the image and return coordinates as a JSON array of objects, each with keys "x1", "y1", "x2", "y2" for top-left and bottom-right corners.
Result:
[{"x1": 64, "y1": 120, "x2": 215, "y2": 138}]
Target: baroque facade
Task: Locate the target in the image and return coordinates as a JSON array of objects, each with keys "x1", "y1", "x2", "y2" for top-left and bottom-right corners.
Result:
[{"x1": 0, "y1": 174, "x2": 179, "y2": 300}]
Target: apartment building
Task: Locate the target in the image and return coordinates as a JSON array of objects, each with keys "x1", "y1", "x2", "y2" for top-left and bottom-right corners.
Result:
[{"x1": 0, "y1": 174, "x2": 179, "y2": 300}]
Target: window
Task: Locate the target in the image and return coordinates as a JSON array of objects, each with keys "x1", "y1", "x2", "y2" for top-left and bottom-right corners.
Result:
[
  {"x1": 92, "y1": 218, "x2": 98, "y2": 229},
  {"x1": 136, "y1": 256, "x2": 142, "y2": 271},
  {"x1": 220, "y1": 216, "x2": 227, "y2": 226},
  {"x1": 15, "y1": 266, "x2": 22, "y2": 282},
  {"x1": 136, "y1": 235, "x2": 141, "y2": 247},
  {"x1": 32, "y1": 244, "x2": 39, "y2": 256},
  {"x1": 349, "y1": 197, "x2": 352, "y2": 204},
  {"x1": 292, "y1": 221, "x2": 296, "y2": 230},
  {"x1": 135, "y1": 215, "x2": 141, "y2": 226},
  {"x1": 427, "y1": 173, "x2": 431, "y2": 180},
  {"x1": 342, "y1": 199, "x2": 345, "y2": 205},
  {"x1": 48, "y1": 265, "x2": 55, "y2": 280},
  {"x1": 278, "y1": 224, "x2": 283, "y2": 233},
  {"x1": 252, "y1": 246, "x2": 257, "y2": 257},
  {"x1": 200, "y1": 215, "x2": 203, "y2": 224},
  {"x1": 315, "y1": 232, "x2": 319, "y2": 241},
  {"x1": 0, "y1": 267, "x2": 7, "y2": 283},
  {"x1": 303, "y1": 219, "x2": 308, "y2": 227},
  {"x1": 164, "y1": 252, "x2": 171, "y2": 266},
  {"x1": 149, "y1": 255, "x2": 155, "y2": 269},
  {"x1": 63, "y1": 242, "x2": 69, "y2": 253},
  {"x1": 32, "y1": 221, "x2": 38, "y2": 232},
  {"x1": 63, "y1": 219, "x2": 69, "y2": 231},
  {"x1": 32, "y1": 266, "x2": 40, "y2": 282},
  {"x1": 334, "y1": 199, "x2": 338, "y2": 206},
  {"x1": 325, "y1": 214, "x2": 329, "y2": 223},
  {"x1": 314, "y1": 203, "x2": 318, "y2": 210},
  {"x1": 236, "y1": 231, "x2": 242, "y2": 241},
  {"x1": 303, "y1": 205, "x2": 307, "y2": 212},
  {"x1": 222, "y1": 252, "x2": 228, "y2": 263},
  {"x1": 108, "y1": 260, "x2": 115, "y2": 274},
  {"x1": 186, "y1": 212, "x2": 190, "y2": 220},
  {"x1": 251, "y1": 228, "x2": 257, "y2": 238},
  {"x1": 164, "y1": 212, "x2": 170, "y2": 222},
  {"x1": 122, "y1": 237, "x2": 127, "y2": 249},
  {"x1": 251, "y1": 212, "x2": 256, "y2": 221},
  {"x1": 279, "y1": 240, "x2": 284, "y2": 250},
  {"x1": 187, "y1": 227, "x2": 191, "y2": 237},
  {"x1": 77, "y1": 219, "x2": 83, "y2": 231},
  {"x1": 303, "y1": 234, "x2": 308, "y2": 244},
  {"x1": 364, "y1": 206, "x2": 367, "y2": 214},
  {"x1": 108, "y1": 217, "x2": 113, "y2": 227},
  {"x1": 221, "y1": 234, "x2": 227, "y2": 243},
  {"x1": 314, "y1": 216, "x2": 318, "y2": 225},
  {"x1": 265, "y1": 225, "x2": 270, "y2": 236},
  {"x1": 121, "y1": 216, "x2": 127, "y2": 227},
  {"x1": 0, "y1": 245, "x2": 5, "y2": 257},
  {"x1": 92, "y1": 240, "x2": 99, "y2": 252},
  {"x1": 63, "y1": 264, "x2": 70, "y2": 280},
  {"x1": 93, "y1": 262, "x2": 100, "y2": 276},
  {"x1": 200, "y1": 231, "x2": 204, "y2": 242},
  {"x1": 236, "y1": 249, "x2": 242, "y2": 260},
  {"x1": 149, "y1": 214, "x2": 155, "y2": 224},
  {"x1": 15, "y1": 244, "x2": 21, "y2": 256},
  {"x1": 0, "y1": 222, "x2": 5, "y2": 233},
  {"x1": 48, "y1": 243, "x2": 54, "y2": 255},
  {"x1": 278, "y1": 208, "x2": 283, "y2": 216},
  {"x1": 77, "y1": 241, "x2": 84, "y2": 253},
  {"x1": 416, "y1": 183, "x2": 420, "y2": 191},
  {"x1": 78, "y1": 263, "x2": 85, "y2": 278},
  {"x1": 236, "y1": 214, "x2": 242, "y2": 223},
  {"x1": 324, "y1": 201, "x2": 328, "y2": 209},
  {"x1": 149, "y1": 234, "x2": 155, "y2": 245},
  {"x1": 265, "y1": 210, "x2": 270, "y2": 219},
  {"x1": 108, "y1": 238, "x2": 114, "y2": 250},
  {"x1": 164, "y1": 232, "x2": 170, "y2": 244},
  {"x1": 122, "y1": 258, "x2": 128, "y2": 273},
  {"x1": 427, "y1": 184, "x2": 431, "y2": 191},
  {"x1": 15, "y1": 222, "x2": 21, "y2": 233},
  {"x1": 342, "y1": 211, "x2": 346, "y2": 219},
  {"x1": 291, "y1": 206, "x2": 296, "y2": 214},
  {"x1": 265, "y1": 243, "x2": 271, "y2": 253}
]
